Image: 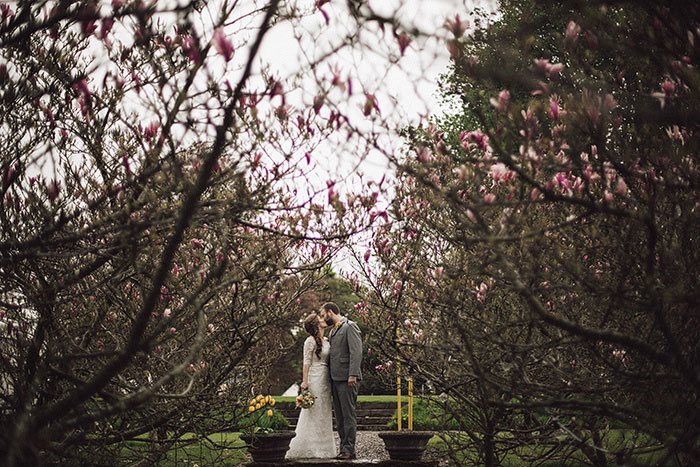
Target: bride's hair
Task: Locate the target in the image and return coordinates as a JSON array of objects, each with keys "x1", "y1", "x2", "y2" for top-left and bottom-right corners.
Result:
[{"x1": 303, "y1": 313, "x2": 323, "y2": 359}]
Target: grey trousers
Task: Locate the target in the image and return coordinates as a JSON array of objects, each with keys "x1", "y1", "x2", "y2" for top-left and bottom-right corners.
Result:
[{"x1": 331, "y1": 379, "x2": 359, "y2": 454}]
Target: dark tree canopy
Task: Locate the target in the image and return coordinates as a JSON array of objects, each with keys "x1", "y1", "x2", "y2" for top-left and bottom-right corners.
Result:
[{"x1": 355, "y1": 0, "x2": 700, "y2": 465}]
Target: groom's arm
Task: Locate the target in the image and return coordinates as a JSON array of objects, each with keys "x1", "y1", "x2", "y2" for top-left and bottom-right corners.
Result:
[{"x1": 347, "y1": 322, "x2": 362, "y2": 382}]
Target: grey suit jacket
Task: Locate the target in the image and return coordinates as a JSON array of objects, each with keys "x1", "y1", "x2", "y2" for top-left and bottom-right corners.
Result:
[{"x1": 328, "y1": 317, "x2": 362, "y2": 382}]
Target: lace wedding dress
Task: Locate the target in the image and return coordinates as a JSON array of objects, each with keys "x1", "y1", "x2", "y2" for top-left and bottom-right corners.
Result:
[{"x1": 286, "y1": 337, "x2": 337, "y2": 459}]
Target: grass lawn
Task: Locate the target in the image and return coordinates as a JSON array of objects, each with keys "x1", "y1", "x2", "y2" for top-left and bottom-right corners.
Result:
[
  {"x1": 121, "y1": 432, "x2": 248, "y2": 466},
  {"x1": 427, "y1": 430, "x2": 674, "y2": 467}
]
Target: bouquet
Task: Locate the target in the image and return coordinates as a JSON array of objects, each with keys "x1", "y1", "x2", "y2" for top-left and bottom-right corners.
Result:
[{"x1": 295, "y1": 389, "x2": 316, "y2": 409}]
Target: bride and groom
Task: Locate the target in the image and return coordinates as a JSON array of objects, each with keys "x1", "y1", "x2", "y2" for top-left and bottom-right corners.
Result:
[{"x1": 286, "y1": 302, "x2": 363, "y2": 460}]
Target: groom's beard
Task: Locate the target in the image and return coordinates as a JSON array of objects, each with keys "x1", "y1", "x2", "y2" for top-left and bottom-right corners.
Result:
[{"x1": 324, "y1": 318, "x2": 334, "y2": 326}]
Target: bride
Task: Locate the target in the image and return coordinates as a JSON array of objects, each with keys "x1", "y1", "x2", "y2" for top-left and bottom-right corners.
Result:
[{"x1": 286, "y1": 313, "x2": 337, "y2": 459}]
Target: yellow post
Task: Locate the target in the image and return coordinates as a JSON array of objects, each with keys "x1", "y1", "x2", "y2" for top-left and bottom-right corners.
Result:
[{"x1": 408, "y1": 377, "x2": 413, "y2": 430}]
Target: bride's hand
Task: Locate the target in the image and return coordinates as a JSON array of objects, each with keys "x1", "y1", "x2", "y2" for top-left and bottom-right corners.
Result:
[{"x1": 300, "y1": 382, "x2": 309, "y2": 390}]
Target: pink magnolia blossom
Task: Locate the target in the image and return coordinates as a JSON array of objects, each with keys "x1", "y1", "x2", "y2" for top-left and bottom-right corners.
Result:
[
  {"x1": 363, "y1": 93, "x2": 379, "y2": 116},
  {"x1": 163, "y1": 309, "x2": 172, "y2": 319},
  {"x1": 446, "y1": 40, "x2": 461, "y2": 59},
  {"x1": 446, "y1": 14, "x2": 467, "y2": 37},
  {"x1": 466, "y1": 130, "x2": 488, "y2": 150},
  {"x1": 533, "y1": 59, "x2": 564, "y2": 79},
  {"x1": 213, "y1": 28, "x2": 234, "y2": 62},
  {"x1": 3, "y1": 165, "x2": 15, "y2": 186},
  {"x1": 190, "y1": 238, "x2": 203, "y2": 249},
  {"x1": 397, "y1": 32, "x2": 411, "y2": 56},
  {"x1": 484, "y1": 193, "x2": 495, "y2": 204},
  {"x1": 454, "y1": 165, "x2": 469, "y2": 180},
  {"x1": 615, "y1": 177, "x2": 628, "y2": 196},
  {"x1": 275, "y1": 104, "x2": 289, "y2": 121},
  {"x1": 432, "y1": 266, "x2": 444, "y2": 279},
  {"x1": 142, "y1": 122, "x2": 159, "y2": 142},
  {"x1": 548, "y1": 98, "x2": 561, "y2": 120},
  {"x1": 489, "y1": 163, "x2": 511, "y2": 184},
  {"x1": 459, "y1": 131, "x2": 470, "y2": 149},
  {"x1": 417, "y1": 147, "x2": 434, "y2": 163},
  {"x1": 169, "y1": 327, "x2": 177, "y2": 335},
  {"x1": 489, "y1": 89, "x2": 510, "y2": 111},
  {"x1": 466, "y1": 209, "x2": 476, "y2": 223},
  {"x1": 100, "y1": 18, "x2": 114, "y2": 41},
  {"x1": 565, "y1": 21, "x2": 581, "y2": 45},
  {"x1": 1, "y1": 4, "x2": 14, "y2": 22},
  {"x1": 548, "y1": 62, "x2": 564, "y2": 79},
  {"x1": 363, "y1": 250, "x2": 371, "y2": 262},
  {"x1": 661, "y1": 80, "x2": 675, "y2": 97},
  {"x1": 316, "y1": 0, "x2": 330, "y2": 23},
  {"x1": 47, "y1": 181, "x2": 60, "y2": 201},
  {"x1": 584, "y1": 31, "x2": 598, "y2": 49},
  {"x1": 269, "y1": 80, "x2": 283, "y2": 99},
  {"x1": 81, "y1": 18, "x2": 97, "y2": 37},
  {"x1": 313, "y1": 95, "x2": 323, "y2": 114},
  {"x1": 603, "y1": 190, "x2": 613, "y2": 204},
  {"x1": 72, "y1": 79, "x2": 91, "y2": 100},
  {"x1": 474, "y1": 282, "x2": 488, "y2": 302},
  {"x1": 182, "y1": 36, "x2": 201, "y2": 63}
]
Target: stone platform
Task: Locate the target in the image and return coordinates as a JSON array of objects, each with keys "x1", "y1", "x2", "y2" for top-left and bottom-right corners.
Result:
[{"x1": 244, "y1": 460, "x2": 438, "y2": 467}]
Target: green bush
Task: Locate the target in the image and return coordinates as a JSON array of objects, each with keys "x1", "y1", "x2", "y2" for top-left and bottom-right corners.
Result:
[{"x1": 387, "y1": 397, "x2": 460, "y2": 431}]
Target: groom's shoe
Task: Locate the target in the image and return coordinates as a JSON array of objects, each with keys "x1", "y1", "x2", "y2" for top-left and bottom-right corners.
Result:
[{"x1": 336, "y1": 452, "x2": 356, "y2": 460}]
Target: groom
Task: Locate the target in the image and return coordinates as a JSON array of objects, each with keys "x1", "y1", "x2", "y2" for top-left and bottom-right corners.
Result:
[{"x1": 320, "y1": 302, "x2": 362, "y2": 460}]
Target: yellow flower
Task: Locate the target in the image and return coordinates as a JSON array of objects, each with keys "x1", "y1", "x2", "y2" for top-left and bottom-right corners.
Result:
[
  {"x1": 270, "y1": 399, "x2": 276, "y2": 406},
  {"x1": 255, "y1": 403, "x2": 261, "y2": 410},
  {"x1": 267, "y1": 409, "x2": 273, "y2": 417},
  {"x1": 249, "y1": 399, "x2": 256, "y2": 406},
  {"x1": 265, "y1": 395, "x2": 270, "y2": 403},
  {"x1": 256, "y1": 394, "x2": 264, "y2": 401},
  {"x1": 248, "y1": 406, "x2": 255, "y2": 413}
]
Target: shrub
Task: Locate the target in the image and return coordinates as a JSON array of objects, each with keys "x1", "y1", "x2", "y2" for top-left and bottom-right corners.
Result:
[
  {"x1": 236, "y1": 406, "x2": 289, "y2": 433},
  {"x1": 387, "y1": 398, "x2": 460, "y2": 431}
]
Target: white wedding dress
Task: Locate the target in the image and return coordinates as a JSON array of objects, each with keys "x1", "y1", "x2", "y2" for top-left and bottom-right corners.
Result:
[{"x1": 286, "y1": 337, "x2": 337, "y2": 459}]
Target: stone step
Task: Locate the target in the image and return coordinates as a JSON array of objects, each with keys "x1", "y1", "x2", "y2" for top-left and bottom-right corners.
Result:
[
  {"x1": 288, "y1": 417, "x2": 389, "y2": 431},
  {"x1": 276, "y1": 401, "x2": 403, "y2": 430},
  {"x1": 279, "y1": 410, "x2": 397, "y2": 418}
]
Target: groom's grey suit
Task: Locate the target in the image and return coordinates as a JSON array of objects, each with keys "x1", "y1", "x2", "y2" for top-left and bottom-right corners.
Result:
[{"x1": 329, "y1": 316, "x2": 362, "y2": 456}]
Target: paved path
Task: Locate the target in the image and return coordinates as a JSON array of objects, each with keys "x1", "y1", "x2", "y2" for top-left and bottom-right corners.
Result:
[{"x1": 335, "y1": 431, "x2": 388, "y2": 460}]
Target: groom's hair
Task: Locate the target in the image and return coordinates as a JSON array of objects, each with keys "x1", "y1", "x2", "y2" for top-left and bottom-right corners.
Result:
[{"x1": 321, "y1": 302, "x2": 340, "y2": 315}]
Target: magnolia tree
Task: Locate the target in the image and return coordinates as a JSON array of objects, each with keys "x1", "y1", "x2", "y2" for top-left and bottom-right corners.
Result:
[
  {"x1": 0, "y1": 0, "x2": 420, "y2": 464},
  {"x1": 354, "y1": 0, "x2": 700, "y2": 465}
]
